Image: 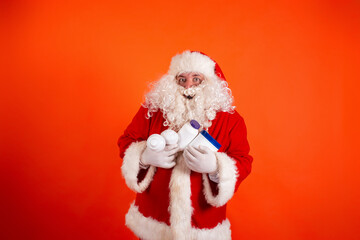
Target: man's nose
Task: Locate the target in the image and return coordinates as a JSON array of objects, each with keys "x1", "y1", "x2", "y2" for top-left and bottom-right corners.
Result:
[{"x1": 184, "y1": 81, "x2": 194, "y2": 89}]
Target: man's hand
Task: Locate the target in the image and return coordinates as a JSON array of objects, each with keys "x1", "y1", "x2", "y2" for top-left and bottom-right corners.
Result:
[
  {"x1": 141, "y1": 144, "x2": 179, "y2": 169},
  {"x1": 183, "y1": 145, "x2": 218, "y2": 174}
]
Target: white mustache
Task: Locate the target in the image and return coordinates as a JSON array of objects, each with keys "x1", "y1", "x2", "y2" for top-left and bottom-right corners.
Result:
[
  {"x1": 182, "y1": 86, "x2": 204, "y2": 98},
  {"x1": 183, "y1": 88, "x2": 196, "y2": 97}
]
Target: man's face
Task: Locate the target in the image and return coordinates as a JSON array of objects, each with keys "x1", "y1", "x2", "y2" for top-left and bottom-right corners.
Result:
[{"x1": 176, "y1": 72, "x2": 204, "y2": 89}]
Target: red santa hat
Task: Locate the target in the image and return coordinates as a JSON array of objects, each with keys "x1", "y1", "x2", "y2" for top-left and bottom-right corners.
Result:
[{"x1": 168, "y1": 50, "x2": 226, "y2": 82}]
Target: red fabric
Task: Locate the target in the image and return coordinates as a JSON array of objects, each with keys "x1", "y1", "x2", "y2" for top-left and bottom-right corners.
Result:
[{"x1": 118, "y1": 106, "x2": 253, "y2": 229}]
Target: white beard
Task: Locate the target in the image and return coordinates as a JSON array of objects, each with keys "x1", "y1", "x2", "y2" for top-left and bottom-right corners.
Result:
[{"x1": 143, "y1": 74, "x2": 235, "y2": 131}]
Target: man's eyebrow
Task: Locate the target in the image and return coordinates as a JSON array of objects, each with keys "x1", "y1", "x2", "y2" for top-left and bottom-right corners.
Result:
[{"x1": 192, "y1": 73, "x2": 202, "y2": 77}]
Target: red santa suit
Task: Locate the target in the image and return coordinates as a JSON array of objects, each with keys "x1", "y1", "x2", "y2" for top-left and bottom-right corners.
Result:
[{"x1": 117, "y1": 51, "x2": 253, "y2": 240}]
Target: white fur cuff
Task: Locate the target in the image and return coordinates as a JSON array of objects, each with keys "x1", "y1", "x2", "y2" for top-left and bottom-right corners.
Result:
[
  {"x1": 202, "y1": 152, "x2": 239, "y2": 207},
  {"x1": 121, "y1": 141, "x2": 156, "y2": 193}
]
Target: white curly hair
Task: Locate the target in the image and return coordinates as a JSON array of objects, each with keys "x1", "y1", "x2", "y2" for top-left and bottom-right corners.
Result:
[
  {"x1": 142, "y1": 50, "x2": 235, "y2": 130},
  {"x1": 142, "y1": 72, "x2": 235, "y2": 131}
]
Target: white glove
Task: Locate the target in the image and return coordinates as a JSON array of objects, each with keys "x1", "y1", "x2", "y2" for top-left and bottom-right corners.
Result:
[
  {"x1": 183, "y1": 145, "x2": 218, "y2": 174},
  {"x1": 141, "y1": 144, "x2": 179, "y2": 169}
]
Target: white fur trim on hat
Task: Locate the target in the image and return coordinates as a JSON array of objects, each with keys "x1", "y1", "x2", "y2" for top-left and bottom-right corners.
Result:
[
  {"x1": 168, "y1": 50, "x2": 216, "y2": 79},
  {"x1": 121, "y1": 141, "x2": 156, "y2": 193},
  {"x1": 202, "y1": 152, "x2": 239, "y2": 207},
  {"x1": 125, "y1": 203, "x2": 232, "y2": 240}
]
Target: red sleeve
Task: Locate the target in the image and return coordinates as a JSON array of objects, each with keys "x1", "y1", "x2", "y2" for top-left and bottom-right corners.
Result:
[
  {"x1": 117, "y1": 106, "x2": 151, "y2": 159},
  {"x1": 202, "y1": 111, "x2": 253, "y2": 207},
  {"x1": 227, "y1": 111, "x2": 253, "y2": 190}
]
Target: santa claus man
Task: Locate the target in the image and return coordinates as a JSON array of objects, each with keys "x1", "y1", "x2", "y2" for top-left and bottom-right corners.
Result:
[{"x1": 118, "y1": 50, "x2": 253, "y2": 240}]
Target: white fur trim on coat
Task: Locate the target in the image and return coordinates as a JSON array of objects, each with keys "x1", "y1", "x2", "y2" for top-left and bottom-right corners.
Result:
[
  {"x1": 121, "y1": 141, "x2": 156, "y2": 193},
  {"x1": 168, "y1": 50, "x2": 216, "y2": 79},
  {"x1": 125, "y1": 203, "x2": 232, "y2": 240},
  {"x1": 202, "y1": 152, "x2": 239, "y2": 207},
  {"x1": 169, "y1": 155, "x2": 192, "y2": 239}
]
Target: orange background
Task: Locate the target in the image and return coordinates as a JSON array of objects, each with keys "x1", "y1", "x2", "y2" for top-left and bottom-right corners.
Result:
[{"x1": 1, "y1": 0, "x2": 360, "y2": 239}]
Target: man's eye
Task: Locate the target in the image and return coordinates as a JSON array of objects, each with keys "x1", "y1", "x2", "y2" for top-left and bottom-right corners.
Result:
[
  {"x1": 179, "y1": 78, "x2": 186, "y2": 82},
  {"x1": 193, "y1": 77, "x2": 200, "y2": 82}
]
